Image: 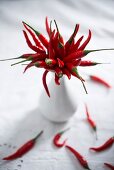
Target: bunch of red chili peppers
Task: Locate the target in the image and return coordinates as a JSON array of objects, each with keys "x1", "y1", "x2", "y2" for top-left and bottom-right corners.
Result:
[{"x1": 1, "y1": 17, "x2": 113, "y2": 97}]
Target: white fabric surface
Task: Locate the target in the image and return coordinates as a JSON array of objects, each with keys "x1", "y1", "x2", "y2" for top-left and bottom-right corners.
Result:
[{"x1": 0, "y1": 0, "x2": 114, "y2": 169}]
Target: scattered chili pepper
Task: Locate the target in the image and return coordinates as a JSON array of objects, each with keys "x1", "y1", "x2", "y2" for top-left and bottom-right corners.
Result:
[
  {"x1": 66, "y1": 145, "x2": 91, "y2": 170},
  {"x1": 3, "y1": 130, "x2": 43, "y2": 160},
  {"x1": 85, "y1": 104, "x2": 97, "y2": 139},
  {"x1": 104, "y1": 163, "x2": 114, "y2": 170},
  {"x1": 90, "y1": 136, "x2": 114, "y2": 152},
  {"x1": 53, "y1": 128, "x2": 70, "y2": 148},
  {"x1": 89, "y1": 75, "x2": 111, "y2": 88}
]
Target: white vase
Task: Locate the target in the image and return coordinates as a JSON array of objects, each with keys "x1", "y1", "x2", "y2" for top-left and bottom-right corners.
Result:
[{"x1": 39, "y1": 74, "x2": 78, "y2": 123}]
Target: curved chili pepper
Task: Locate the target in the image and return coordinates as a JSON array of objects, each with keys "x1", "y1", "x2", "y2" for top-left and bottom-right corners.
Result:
[
  {"x1": 23, "y1": 30, "x2": 44, "y2": 53},
  {"x1": 22, "y1": 22, "x2": 44, "y2": 50},
  {"x1": 53, "y1": 128, "x2": 70, "y2": 148},
  {"x1": 45, "y1": 16, "x2": 50, "y2": 36},
  {"x1": 85, "y1": 104, "x2": 97, "y2": 139},
  {"x1": 90, "y1": 136, "x2": 114, "y2": 152},
  {"x1": 104, "y1": 163, "x2": 114, "y2": 170},
  {"x1": 24, "y1": 60, "x2": 46, "y2": 73},
  {"x1": 89, "y1": 75, "x2": 111, "y2": 88},
  {"x1": 42, "y1": 70, "x2": 50, "y2": 97},
  {"x1": 22, "y1": 21, "x2": 49, "y2": 48},
  {"x1": 66, "y1": 145, "x2": 91, "y2": 170},
  {"x1": 3, "y1": 130, "x2": 43, "y2": 160},
  {"x1": 78, "y1": 30, "x2": 91, "y2": 51},
  {"x1": 55, "y1": 73, "x2": 60, "y2": 85}
]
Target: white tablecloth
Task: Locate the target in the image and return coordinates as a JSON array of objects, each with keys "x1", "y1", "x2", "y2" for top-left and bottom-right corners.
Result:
[{"x1": 0, "y1": 0, "x2": 114, "y2": 170}]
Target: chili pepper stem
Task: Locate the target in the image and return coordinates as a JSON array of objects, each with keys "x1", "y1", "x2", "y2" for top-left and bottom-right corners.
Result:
[
  {"x1": 85, "y1": 48, "x2": 114, "y2": 55},
  {"x1": 81, "y1": 80, "x2": 88, "y2": 94},
  {"x1": 32, "y1": 130, "x2": 43, "y2": 141},
  {"x1": 59, "y1": 127, "x2": 70, "y2": 135},
  {"x1": 94, "y1": 130, "x2": 98, "y2": 140},
  {"x1": 0, "y1": 56, "x2": 21, "y2": 61},
  {"x1": 11, "y1": 59, "x2": 29, "y2": 66},
  {"x1": 54, "y1": 20, "x2": 59, "y2": 33}
]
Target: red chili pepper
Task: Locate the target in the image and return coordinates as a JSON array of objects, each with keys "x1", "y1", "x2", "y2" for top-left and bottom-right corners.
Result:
[
  {"x1": 22, "y1": 22, "x2": 44, "y2": 50},
  {"x1": 23, "y1": 30, "x2": 44, "y2": 53},
  {"x1": 85, "y1": 104, "x2": 97, "y2": 139},
  {"x1": 54, "y1": 20, "x2": 64, "y2": 45},
  {"x1": 24, "y1": 60, "x2": 47, "y2": 73},
  {"x1": 62, "y1": 68, "x2": 71, "y2": 80},
  {"x1": 57, "y1": 58, "x2": 64, "y2": 68},
  {"x1": 63, "y1": 51, "x2": 85, "y2": 63},
  {"x1": 23, "y1": 21, "x2": 49, "y2": 49},
  {"x1": 11, "y1": 53, "x2": 47, "y2": 66},
  {"x1": 90, "y1": 136, "x2": 114, "y2": 152},
  {"x1": 54, "y1": 67, "x2": 63, "y2": 78},
  {"x1": 90, "y1": 75, "x2": 111, "y2": 88},
  {"x1": 104, "y1": 163, "x2": 114, "y2": 170},
  {"x1": 55, "y1": 73, "x2": 60, "y2": 85},
  {"x1": 57, "y1": 42, "x2": 65, "y2": 58},
  {"x1": 3, "y1": 130, "x2": 43, "y2": 160},
  {"x1": 45, "y1": 58, "x2": 56, "y2": 66},
  {"x1": 48, "y1": 30, "x2": 55, "y2": 59},
  {"x1": 45, "y1": 16, "x2": 50, "y2": 36},
  {"x1": 65, "y1": 24, "x2": 79, "y2": 53},
  {"x1": 52, "y1": 31, "x2": 59, "y2": 52},
  {"x1": 72, "y1": 59, "x2": 81, "y2": 66},
  {"x1": 78, "y1": 30, "x2": 92, "y2": 51},
  {"x1": 42, "y1": 70, "x2": 50, "y2": 97},
  {"x1": 79, "y1": 60, "x2": 105, "y2": 66},
  {"x1": 53, "y1": 128, "x2": 70, "y2": 148},
  {"x1": 70, "y1": 36, "x2": 84, "y2": 53},
  {"x1": 66, "y1": 145, "x2": 91, "y2": 170}
]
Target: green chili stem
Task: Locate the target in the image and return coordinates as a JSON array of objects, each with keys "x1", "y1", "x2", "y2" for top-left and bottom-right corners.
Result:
[
  {"x1": 0, "y1": 57, "x2": 21, "y2": 61},
  {"x1": 11, "y1": 59, "x2": 28, "y2": 66},
  {"x1": 85, "y1": 48, "x2": 114, "y2": 55}
]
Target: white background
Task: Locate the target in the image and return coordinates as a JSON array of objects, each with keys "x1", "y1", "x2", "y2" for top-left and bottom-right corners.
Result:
[{"x1": 0, "y1": 0, "x2": 114, "y2": 170}]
